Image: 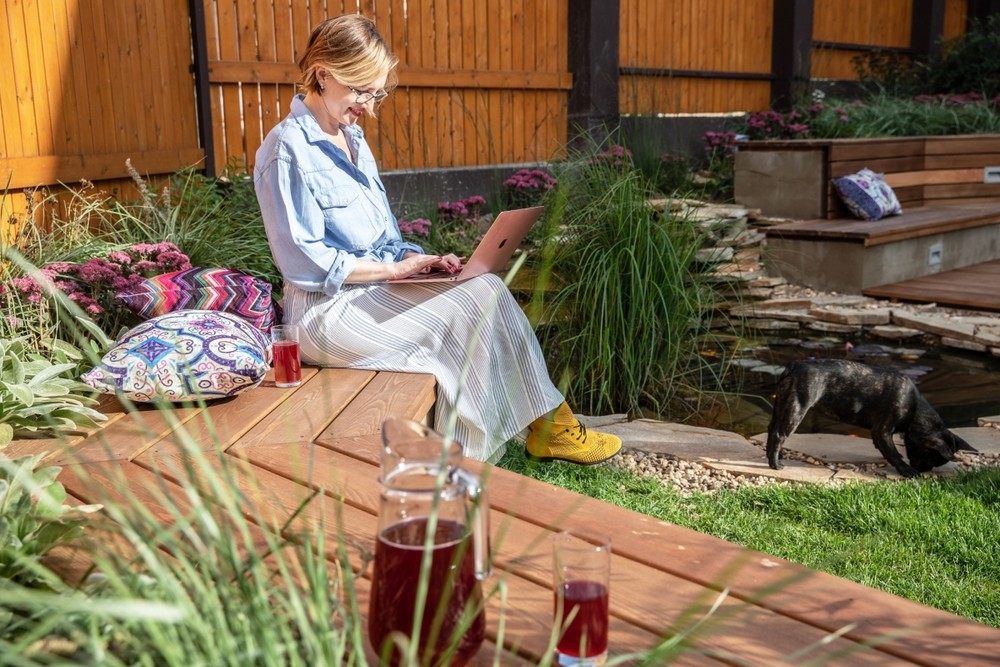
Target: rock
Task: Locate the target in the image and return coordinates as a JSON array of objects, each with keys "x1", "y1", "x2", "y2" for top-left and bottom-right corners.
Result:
[
  {"x1": 807, "y1": 320, "x2": 862, "y2": 334},
  {"x1": 869, "y1": 325, "x2": 924, "y2": 340},
  {"x1": 941, "y1": 336, "x2": 988, "y2": 352},
  {"x1": 808, "y1": 306, "x2": 892, "y2": 326},
  {"x1": 892, "y1": 310, "x2": 976, "y2": 340}
]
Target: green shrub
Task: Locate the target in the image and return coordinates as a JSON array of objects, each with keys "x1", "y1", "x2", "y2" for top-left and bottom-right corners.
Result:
[
  {"x1": 0, "y1": 454, "x2": 100, "y2": 587},
  {"x1": 0, "y1": 336, "x2": 107, "y2": 446},
  {"x1": 926, "y1": 15, "x2": 1000, "y2": 99},
  {"x1": 532, "y1": 142, "x2": 723, "y2": 416}
]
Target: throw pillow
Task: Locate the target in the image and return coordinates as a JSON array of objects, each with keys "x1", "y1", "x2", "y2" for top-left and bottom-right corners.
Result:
[
  {"x1": 82, "y1": 310, "x2": 271, "y2": 402},
  {"x1": 831, "y1": 168, "x2": 903, "y2": 221},
  {"x1": 117, "y1": 267, "x2": 277, "y2": 333}
]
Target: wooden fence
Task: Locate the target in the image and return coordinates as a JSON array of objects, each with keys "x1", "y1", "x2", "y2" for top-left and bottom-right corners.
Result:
[
  {"x1": 0, "y1": 0, "x2": 985, "y2": 228},
  {"x1": 205, "y1": 0, "x2": 571, "y2": 174}
]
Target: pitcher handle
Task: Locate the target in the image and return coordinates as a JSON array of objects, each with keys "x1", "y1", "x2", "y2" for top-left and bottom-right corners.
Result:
[{"x1": 454, "y1": 468, "x2": 491, "y2": 580}]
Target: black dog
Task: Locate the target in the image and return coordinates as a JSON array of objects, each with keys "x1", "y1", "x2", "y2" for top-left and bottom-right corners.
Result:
[{"x1": 766, "y1": 359, "x2": 977, "y2": 477}]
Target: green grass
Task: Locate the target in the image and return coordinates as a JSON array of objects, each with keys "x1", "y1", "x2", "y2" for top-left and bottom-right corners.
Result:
[{"x1": 499, "y1": 447, "x2": 1000, "y2": 628}]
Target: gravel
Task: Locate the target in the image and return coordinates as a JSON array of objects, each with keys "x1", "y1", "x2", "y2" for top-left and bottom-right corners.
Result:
[{"x1": 613, "y1": 445, "x2": 999, "y2": 497}]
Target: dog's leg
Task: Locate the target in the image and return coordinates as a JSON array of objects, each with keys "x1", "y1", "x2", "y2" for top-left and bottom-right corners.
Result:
[
  {"x1": 766, "y1": 381, "x2": 808, "y2": 471},
  {"x1": 872, "y1": 428, "x2": 919, "y2": 477}
]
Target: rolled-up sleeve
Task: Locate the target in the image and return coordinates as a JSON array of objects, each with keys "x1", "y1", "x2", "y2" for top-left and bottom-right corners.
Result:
[{"x1": 255, "y1": 156, "x2": 358, "y2": 295}]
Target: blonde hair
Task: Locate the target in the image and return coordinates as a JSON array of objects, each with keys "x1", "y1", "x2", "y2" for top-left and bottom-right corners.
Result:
[{"x1": 297, "y1": 15, "x2": 398, "y2": 95}]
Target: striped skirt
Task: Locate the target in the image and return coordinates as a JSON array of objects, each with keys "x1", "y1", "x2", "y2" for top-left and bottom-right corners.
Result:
[{"x1": 281, "y1": 273, "x2": 563, "y2": 462}]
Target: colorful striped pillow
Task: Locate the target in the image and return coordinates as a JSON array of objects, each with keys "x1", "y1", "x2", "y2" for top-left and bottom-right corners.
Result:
[{"x1": 117, "y1": 267, "x2": 277, "y2": 332}]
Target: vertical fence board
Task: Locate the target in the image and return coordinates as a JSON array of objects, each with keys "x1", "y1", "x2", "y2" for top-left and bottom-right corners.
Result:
[
  {"x1": 942, "y1": 0, "x2": 967, "y2": 39},
  {"x1": 812, "y1": 0, "x2": 913, "y2": 80},
  {"x1": 620, "y1": 0, "x2": 773, "y2": 114}
]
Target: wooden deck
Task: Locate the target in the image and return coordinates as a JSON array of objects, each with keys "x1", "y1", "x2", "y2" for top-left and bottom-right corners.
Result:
[
  {"x1": 10, "y1": 367, "x2": 1000, "y2": 665},
  {"x1": 864, "y1": 259, "x2": 1000, "y2": 312}
]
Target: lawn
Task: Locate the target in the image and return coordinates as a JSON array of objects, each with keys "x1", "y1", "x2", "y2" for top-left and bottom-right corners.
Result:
[{"x1": 499, "y1": 447, "x2": 1000, "y2": 629}]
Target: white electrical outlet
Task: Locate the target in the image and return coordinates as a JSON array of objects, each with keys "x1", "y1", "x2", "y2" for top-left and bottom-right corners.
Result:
[
  {"x1": 928, "y1": 242, "x2": 943, "y2": 267},
  {"x1": 985, "y1": 167, "x2": 1000, "y2": 184}
]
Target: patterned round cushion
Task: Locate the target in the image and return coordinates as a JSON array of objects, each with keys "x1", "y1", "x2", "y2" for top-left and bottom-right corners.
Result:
[{"x1": 82, "y1": 310, "x2": 271, "y2": 402}]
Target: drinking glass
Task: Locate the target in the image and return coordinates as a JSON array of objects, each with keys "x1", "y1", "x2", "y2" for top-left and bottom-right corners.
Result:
[
  {"x1": 552, "y1": 530, "x2": 611, "y2": 666},
  {"x1": 270, "y1": 325, "x2": 302, "y2": 387}
]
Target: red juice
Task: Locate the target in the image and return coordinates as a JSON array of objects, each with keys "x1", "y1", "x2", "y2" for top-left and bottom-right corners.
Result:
[
  {"x1": 368, "y1": 518, "x2": 485, "y2": 667},
  {"x1": 555, "y1": 580, "x2": 609, "y2": 658},
  {"x1": 272, "y1": 340, "x2": 301, "y2": 386}
]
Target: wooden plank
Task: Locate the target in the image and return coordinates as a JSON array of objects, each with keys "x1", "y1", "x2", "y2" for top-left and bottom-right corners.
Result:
[
  {"x1": 45, "y1": 404, "x2": 204, "y2": 466},
  {"x1": 885, "y1": 168, "x2": 983, "y2": 188},
  {"x1": 214, "y1": 2, "x2": 243, "y2": 169},
  {"x1": 924, "y1": 135, "x2": 1000, "y2": 154},
  {"x1": 234, "y1": 368, "x2": 377, "y2": 448},
  {"x1": 0, "y1": 148, "x2": 207, "y2": 189},
  {"x1": 925, "y1": 152, "x2": 1000, "y2": 170},
  {"x1": 924, "y1": 182, "x2": 1000, "y2": 200},
  {"x1": 0, "y1": 0, "x2": 24, "y2": 159},
  {"x1": 146, "y1": 374, "x2": 314, "y2": 455},
  {"x1": 768, "y1": 205, "x2": 1000, "y2": 244},
  {"x1": 864, "y1": 260, "x2": 1000, "y2": 311},
  {"x1": 829, "y1": 155, "x2": 926, "y2": 178},
  {"x1": 313, "y1": 371, "x2": 437, "y2": 442},
  {"x1": 827, "y1": 139, "x2": 926, "y2": 162}
]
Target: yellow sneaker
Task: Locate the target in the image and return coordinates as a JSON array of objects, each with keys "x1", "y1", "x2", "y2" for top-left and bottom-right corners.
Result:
[{"x1": 525, "y1": 402, "x2": 623, "y2": 465}]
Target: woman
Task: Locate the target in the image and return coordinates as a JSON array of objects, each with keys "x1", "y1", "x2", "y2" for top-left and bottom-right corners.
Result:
[{"x1": 254, "y1": 14, "x2": 620, "y2": 464}]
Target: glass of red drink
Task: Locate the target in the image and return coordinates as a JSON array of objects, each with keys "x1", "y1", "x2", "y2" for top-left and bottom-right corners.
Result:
[
  {"x1": 270, "y1": 325, "x2": 302, "y2": 387},
  {"x1": 552, "y1": 530, "x2": 611, "y2": 666}
]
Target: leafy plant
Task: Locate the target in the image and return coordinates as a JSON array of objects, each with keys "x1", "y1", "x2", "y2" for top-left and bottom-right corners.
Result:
[
  {"x1": 398, "y1": 195, "x2": 491, "y2": 258},
  {"x1": 502, "y1": 168, "x2": 558, "y2": 208},
  {"x1": 533, "y1": 142, "x2": 724, "y2": 417},
  {"x1": 0, "y1": 453, "x2": 101, "y2": 587},
  {"x1": 926, "y1": 14, "x2": 1000, "y2": 99},
  {"x1": 0, "y1": 336, "x2": 107, "y2": 447}
]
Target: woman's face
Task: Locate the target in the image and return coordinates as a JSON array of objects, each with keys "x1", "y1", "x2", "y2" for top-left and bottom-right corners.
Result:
[{"x1": 317, "y1": 69, "x2": 388, "y2": 125}]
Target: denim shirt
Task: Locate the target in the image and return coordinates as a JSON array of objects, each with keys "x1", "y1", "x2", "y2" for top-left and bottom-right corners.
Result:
[{"x1": 254, "y1": 95, "x2": 423, "y2": 296}]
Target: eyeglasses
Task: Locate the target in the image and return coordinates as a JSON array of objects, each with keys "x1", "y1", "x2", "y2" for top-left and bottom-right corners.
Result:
[{"x1": 348, "y1": 86, "x2": 389, "y2": 105}]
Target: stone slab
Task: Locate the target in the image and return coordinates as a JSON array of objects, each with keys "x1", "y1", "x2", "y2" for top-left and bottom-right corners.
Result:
[
  {"x1": 950, "y1": 426, "x2": 1000, "y2": 456},
  {"x1": 749, "y1": 432, "x2": 889, "y2": 464},
  {"x1": 603, "y1": 419, "x2": 762, "y2": 462}
]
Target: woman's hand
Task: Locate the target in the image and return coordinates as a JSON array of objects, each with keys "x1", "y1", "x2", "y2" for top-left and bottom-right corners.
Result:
[
  {"x1": 426, "y1": 254, "x2": 464, "y2": 274},
  {"x1": 391, "y1": 253, "x2": 443, "y2": 279}
]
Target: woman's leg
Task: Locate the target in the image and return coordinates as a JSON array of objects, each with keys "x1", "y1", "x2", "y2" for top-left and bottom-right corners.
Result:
[{"x1": 282, "y1": 275, "x2": 562, "y2": 462}]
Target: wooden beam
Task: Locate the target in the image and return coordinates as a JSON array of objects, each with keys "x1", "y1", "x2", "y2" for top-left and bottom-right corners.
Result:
[
  {"x1": 187, "y1": 0, "x2": 216, "y2": 177},
  {"x1": 206, "y1": 62, "x2": 573, "y2": 90},
  {"x1": 911, "y1": 0, "x2": 946, "y2": 60},
  {"x1": 771, "y1": 0, "x2": 814, "y2": 110},
  {"x1": 0, "y1": 149, "x2": 207, "y2": 189},
  {"x1": 566, "y1": 0, "x2": 620, "y2": 145}
]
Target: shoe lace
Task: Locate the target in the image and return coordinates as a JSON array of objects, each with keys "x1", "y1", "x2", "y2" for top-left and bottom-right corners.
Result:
[{"x1": 566, "y1": 420, "x2": 587, "y2": 442}]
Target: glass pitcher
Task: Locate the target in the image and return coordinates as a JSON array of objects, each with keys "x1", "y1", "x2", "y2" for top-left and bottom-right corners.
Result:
[{"x1": 368, "y1": 419, "x2": 491, "y2": 667}]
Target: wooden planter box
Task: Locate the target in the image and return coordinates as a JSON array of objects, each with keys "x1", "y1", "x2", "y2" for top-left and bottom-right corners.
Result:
[
  {"x1": 733, "y1": 135, "x2": 1000, "y2": 294},
  {"x1": 734, "y1": 135, "x2": 1000, "y2": 220}
]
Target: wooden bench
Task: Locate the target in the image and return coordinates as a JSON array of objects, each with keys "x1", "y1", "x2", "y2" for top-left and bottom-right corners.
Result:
[
  {"x1": 11, "y1": 366, "x2": 1000, "y2": 664},
  {"x1": 735, "y1": 135, "x2": 1000, "y2": 293}
]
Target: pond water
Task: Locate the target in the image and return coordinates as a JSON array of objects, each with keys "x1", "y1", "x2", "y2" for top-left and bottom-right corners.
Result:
[{"x1": 716, "y1": 335, "x2": 1000, "y2": 437}]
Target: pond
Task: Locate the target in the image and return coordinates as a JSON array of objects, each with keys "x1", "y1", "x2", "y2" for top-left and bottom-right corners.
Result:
[{"x1": 714, "y1": 335, "x2": 1000, "y2": 437}]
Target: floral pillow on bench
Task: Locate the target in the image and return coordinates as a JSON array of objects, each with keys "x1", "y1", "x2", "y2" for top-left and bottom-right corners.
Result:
[
  {"x1": 832, "y1": 168, "x2": 903, "y2": 221},
  {"x1": 82, "y1": 310, "x2": 271, "y2": 403}
]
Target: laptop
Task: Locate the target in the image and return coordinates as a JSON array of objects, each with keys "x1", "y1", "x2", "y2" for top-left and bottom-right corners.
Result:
[{"x1": 388, "y1": 206, "x2": 543, "y2": 283}]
